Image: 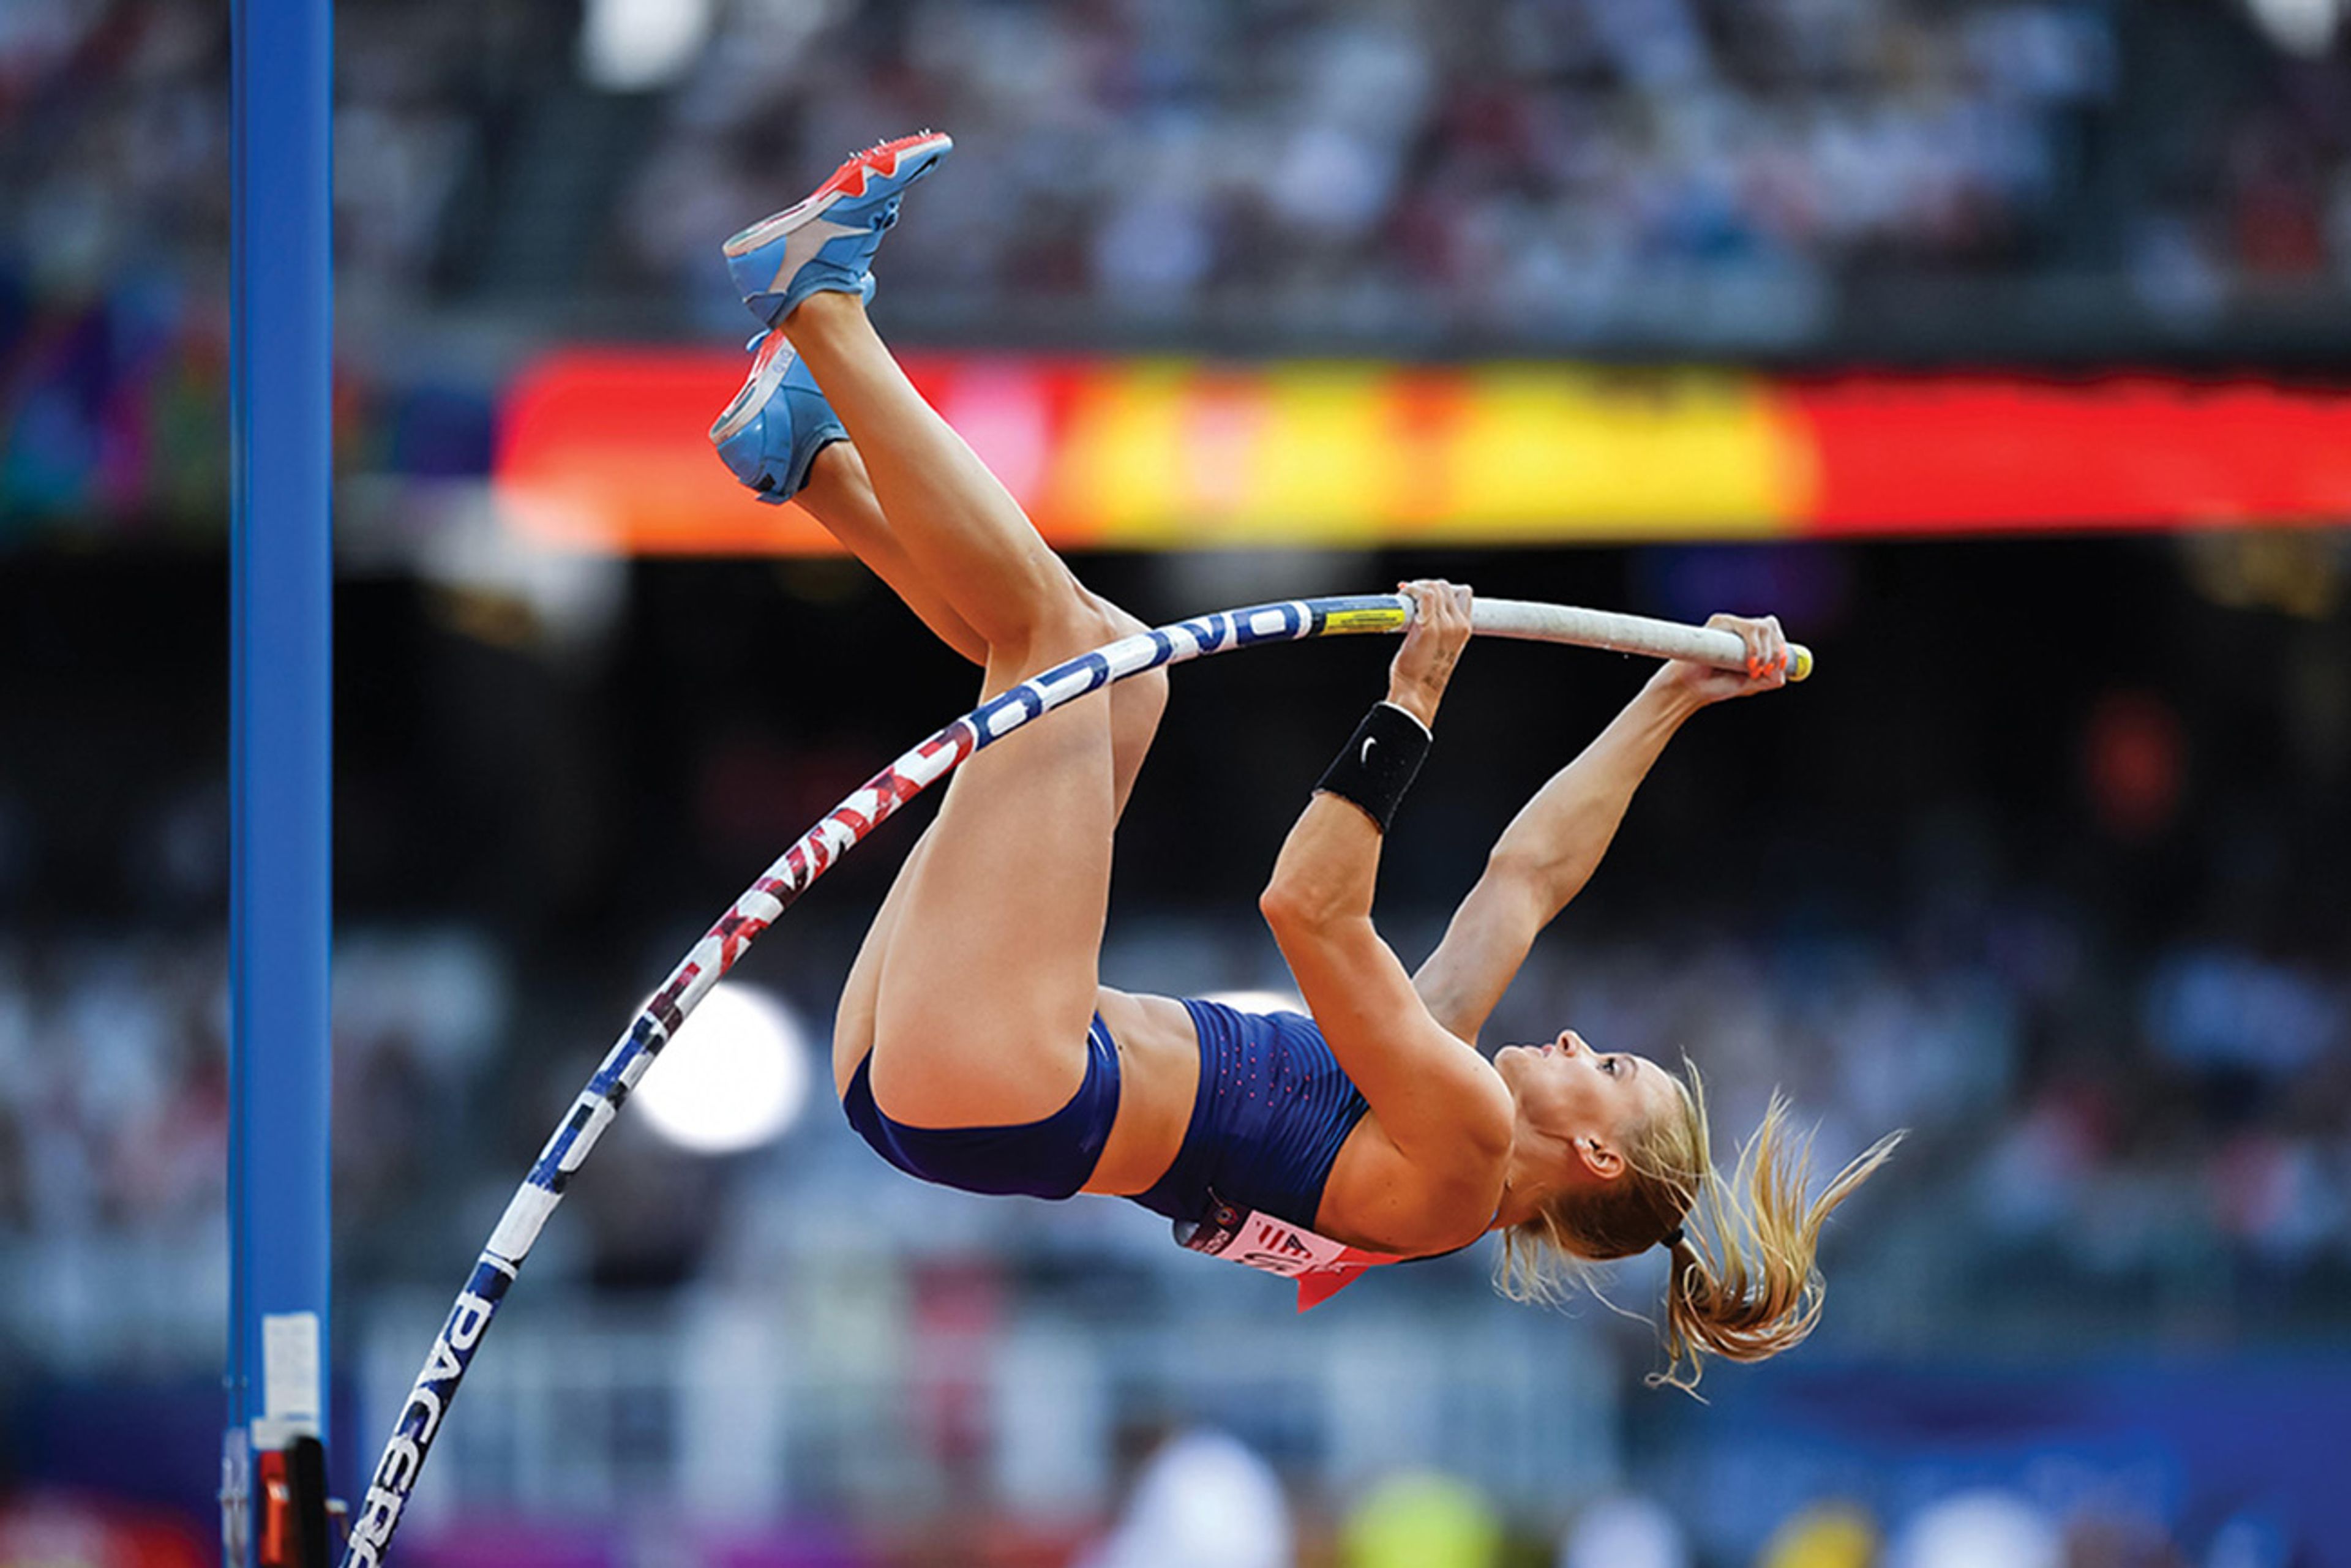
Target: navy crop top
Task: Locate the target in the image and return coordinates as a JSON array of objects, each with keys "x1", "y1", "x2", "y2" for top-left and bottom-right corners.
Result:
[{"x1": 1132, "y1": 996, "x2": 1371, "y2": 1230}]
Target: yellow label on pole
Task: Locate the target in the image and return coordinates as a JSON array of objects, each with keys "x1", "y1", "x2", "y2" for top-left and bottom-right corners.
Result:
[{"x1": 1322, "y1": 606, "x2": 1410, "y2": 634}]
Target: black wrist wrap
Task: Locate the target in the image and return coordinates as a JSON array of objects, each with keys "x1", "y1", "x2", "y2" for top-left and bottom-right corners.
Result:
[{"x1": 1314, "y1": 701, "x2": 1432, "y2": 833}]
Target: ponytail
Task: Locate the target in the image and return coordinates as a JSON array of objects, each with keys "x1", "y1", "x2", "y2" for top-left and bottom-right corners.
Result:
[{"x1": 1497, "y1": 1063, "x2": 1903, "y2": 1395}]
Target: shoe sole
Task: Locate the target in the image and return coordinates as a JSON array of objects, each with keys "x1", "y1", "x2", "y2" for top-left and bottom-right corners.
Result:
[
  {"x1": 710, "y1": 329, "x2": 797, "y2": 448},
  {"x1": 722, "y1": 130, "x2": 954, "y2": 259}
]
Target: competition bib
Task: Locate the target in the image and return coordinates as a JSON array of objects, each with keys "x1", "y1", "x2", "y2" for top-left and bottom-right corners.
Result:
[{"x1": 1174, "y1": 1198, "x2": 1404, "y2": 1312}]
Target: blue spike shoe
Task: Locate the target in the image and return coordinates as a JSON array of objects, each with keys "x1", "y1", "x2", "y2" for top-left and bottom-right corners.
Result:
[
  {"x1": 722, "y1": 129, "x2": 953, "y2": 328},
  {"x1": 710, "y1": 328, "x2": 849, "y2": 503}
]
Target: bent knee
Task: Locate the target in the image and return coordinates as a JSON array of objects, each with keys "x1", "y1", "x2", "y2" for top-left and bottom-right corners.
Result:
[
  {"x1": 1111, "y1": 664, "x2": 1169, "y2": 742},
  {"x1": 986, "y1": 598, "x2": 1132, "y2": 689}
]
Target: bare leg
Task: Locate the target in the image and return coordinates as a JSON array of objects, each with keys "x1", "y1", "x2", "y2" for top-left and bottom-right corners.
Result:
[
  {"x1": 803, "y1": 438, "x2": 1171, "y2": 1098},
  {"x1": 787, "y1": 291, "x2": 1168, "y2": 1127},
  {"x1": 782, "y1": 293, "x2": 1079, "y2": 686},
  {"x1": 797, "y1": 438, "x2": 1168, "y2": 808},
  {"x1": 797, "y1": 442, "x2": 988, "y2": 667}
]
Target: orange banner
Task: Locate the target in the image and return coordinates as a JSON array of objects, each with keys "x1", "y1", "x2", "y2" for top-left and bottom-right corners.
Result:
[{"x1": 495, "y1": 351, "x2": 2351, "y2": 553}]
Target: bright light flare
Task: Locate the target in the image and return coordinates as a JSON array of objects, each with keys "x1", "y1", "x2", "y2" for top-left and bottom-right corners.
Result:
[
  {"x1": 2244, "y1": 0, "x2": 2339, "y2": 54},
  {"x1": 636, "y1": 982, "x2": 811, "y2": 1155},
  {"x1": 579, "y1": 0, "x2": 713, "y2": 91}
]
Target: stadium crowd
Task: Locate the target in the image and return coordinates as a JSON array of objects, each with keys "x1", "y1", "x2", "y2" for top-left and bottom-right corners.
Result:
[
  {"x1": 3, "y1": 907, "x2": 2343, "y2": 1325},
  {"x1": 3, "y1": 0, "x2": 2351, "y2": 347}
]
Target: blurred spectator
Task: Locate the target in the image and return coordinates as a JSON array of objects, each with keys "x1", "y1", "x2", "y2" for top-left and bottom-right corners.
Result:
[
  {"x1": 2063, "y1": 1507, "x2": 2190, "y2": 1568},
  {"x1": 1888, "y1": 1491, "x2": 2061, "y2": 1568},
  {"x1": 1757, "y1": 1502, "x2": 1879, "y2": 1568},
  {"x1": 2143, "y1": 945, "x2": 2341, "y2": 1082},
  {"x1": 2203, "y1": 1510, "x2": 2294, "y2": 1568},
  {"x1": 1558, "y1": 1492, "x2": 1690, "y2": 1568},
  {"x1": 1079, "y1": 1427, "x2": 1293, "y2": 1568},
  {"x1": 0, "y1": 1492, "x2": 207, "y2": 1568},
  {"x1": 1341, "y1": 1472, "x2": 1503, "y2": 1568}
]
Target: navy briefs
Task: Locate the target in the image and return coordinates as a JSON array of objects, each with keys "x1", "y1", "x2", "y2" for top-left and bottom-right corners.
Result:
[
  {"x1": 840, "y1": 999, "x2": 1372, "y2": 1227},
  {"x1": 841, "y1": 1013, "x2": 1120, "y2": 1201}
]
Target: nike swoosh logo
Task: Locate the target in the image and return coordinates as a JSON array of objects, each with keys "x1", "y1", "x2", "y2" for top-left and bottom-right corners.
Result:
[{"x1": 1360, "y1": 736, "x2": 1378, "y2": 765}]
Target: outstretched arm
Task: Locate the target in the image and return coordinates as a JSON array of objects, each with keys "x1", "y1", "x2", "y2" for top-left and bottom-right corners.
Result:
[
  {"x1": 1413, "y1": 613, "x2": 1791, "y2": 1043},
  {"x1": 1261, "y1": 584, "x2": 1515, "y2": 1231}
]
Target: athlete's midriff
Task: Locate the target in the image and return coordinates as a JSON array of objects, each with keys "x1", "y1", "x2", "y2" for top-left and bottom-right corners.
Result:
[{"x1": 1076, "y1": 988, "x2": 1203, "y2": 1196}]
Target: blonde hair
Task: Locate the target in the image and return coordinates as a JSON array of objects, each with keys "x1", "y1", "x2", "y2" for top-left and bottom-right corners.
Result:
[{"x1": 1496, "y1": 1063, "x2": 1903, "y2": 1395}]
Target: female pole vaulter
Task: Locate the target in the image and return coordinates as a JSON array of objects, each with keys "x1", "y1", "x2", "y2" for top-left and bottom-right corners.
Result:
[{"x1": 709, "y1": 132, "x2": 1898, "y2": 1390}]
